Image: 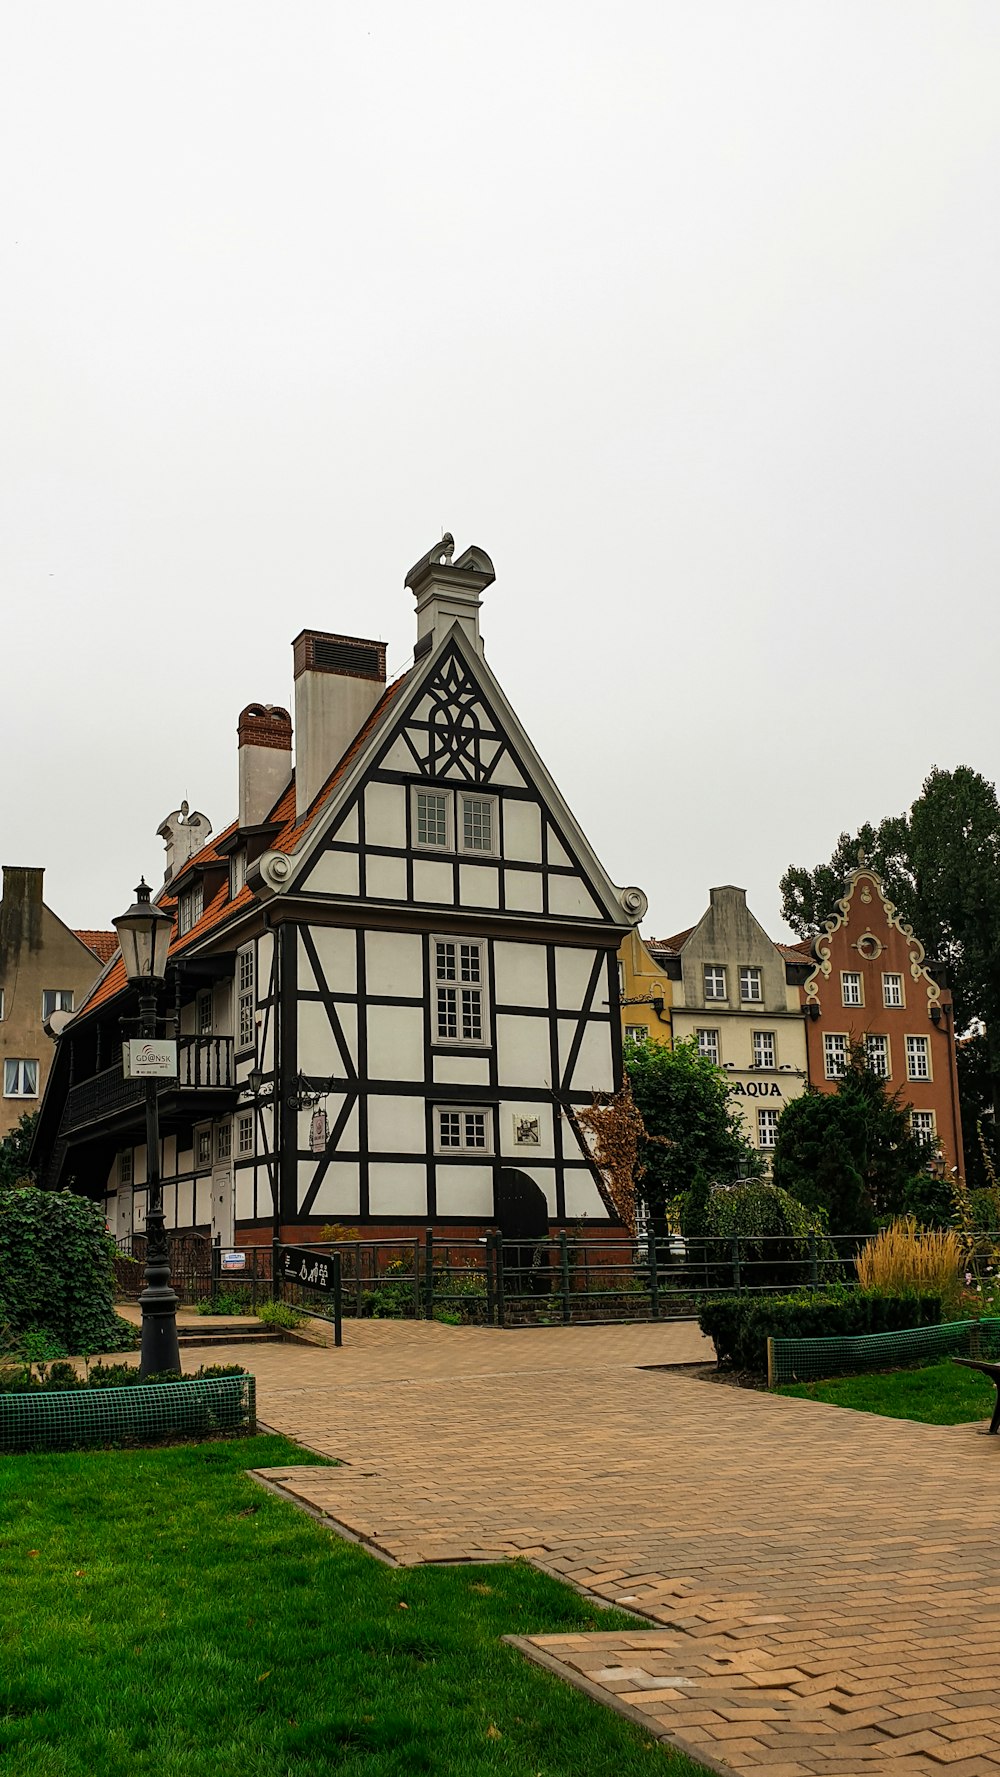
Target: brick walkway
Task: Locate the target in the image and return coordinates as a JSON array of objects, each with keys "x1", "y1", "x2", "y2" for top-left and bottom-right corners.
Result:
[{"x1": 188, "y1": 1320, "x2": 1000, "y2": 1777}]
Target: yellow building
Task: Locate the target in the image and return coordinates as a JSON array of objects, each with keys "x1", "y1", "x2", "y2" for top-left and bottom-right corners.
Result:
[{"x1": 617, "y1": 929, "x2": 673, "y2": 1047}]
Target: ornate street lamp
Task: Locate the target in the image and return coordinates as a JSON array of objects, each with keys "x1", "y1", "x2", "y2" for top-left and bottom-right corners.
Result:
[{"x1": 113, "y1": 879, "x2": 180, "y2": 1379}]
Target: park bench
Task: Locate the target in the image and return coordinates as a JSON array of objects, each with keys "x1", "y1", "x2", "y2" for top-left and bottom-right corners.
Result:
[{"x1": 952, "y1": 1357, "x2": 1000, "y2": 1434}]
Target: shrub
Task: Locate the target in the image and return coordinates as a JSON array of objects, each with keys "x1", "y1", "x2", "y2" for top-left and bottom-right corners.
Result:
[
  {"x1": 0, "y1": 1361, "x2": 246, "y2": 1394},
  {"x1": 195, "y1": 1292, "x2": 248, "y2": 1316},
  {"x1": 256, "y1": 1300, "x2": 306, "y2": 1330},
  {"x1": 698, "y1": 1288, "x2": 944, "y2": 1374},
  {"x1": 856, "y1": 1217, "x2": 962, "y2": 1309},
  {"x1": 0, "y1": 1187, "x2": 138, "y2": 1355},
  {"x1": 696, "y1": 1179, "x2": 834, "y2": 1288}
]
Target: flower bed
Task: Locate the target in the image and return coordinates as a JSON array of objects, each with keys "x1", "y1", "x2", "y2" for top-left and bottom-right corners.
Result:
[{"x1": 0, "y1": 1367, "x2": 255, "y2": 1452}]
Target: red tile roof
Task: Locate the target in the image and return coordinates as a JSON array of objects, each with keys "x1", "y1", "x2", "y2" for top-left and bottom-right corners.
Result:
[
  {"x1": 648, "y1": 928, "x2": 694, "y2": 954},
  {"x1": 78, "y1": 674, "x2": 409, "y2": 1020},
  {"x1": 75, "y1": 930, "x2": 119, "y2": 964}
]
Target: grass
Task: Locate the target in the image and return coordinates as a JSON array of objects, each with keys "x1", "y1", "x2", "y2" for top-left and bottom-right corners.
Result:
[
  {"x1": 0, "y1": 1434, "x2": 707, "y2": 1777},
  {"x1": 777, "y1": 1358, "x2": 997, "y2": 1425}
]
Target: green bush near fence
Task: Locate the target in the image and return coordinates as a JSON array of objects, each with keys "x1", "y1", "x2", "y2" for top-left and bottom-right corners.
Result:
[
  {"x1": 0, "y1": 1187, "x2": 137, "y2": 1356},
  {"x1": 699, "y1": 1288, "x2": 943, "y2": 1374}
]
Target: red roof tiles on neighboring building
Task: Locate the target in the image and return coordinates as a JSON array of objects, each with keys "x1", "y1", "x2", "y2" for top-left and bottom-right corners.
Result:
[{"x1": 74, "y1": 931, "x2": 119, "y2": 964}]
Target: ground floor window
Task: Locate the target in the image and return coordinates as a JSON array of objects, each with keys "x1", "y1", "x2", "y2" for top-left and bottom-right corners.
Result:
[{"x1": 435, "y1": 1106, "x2": 493, "y2": 1154}]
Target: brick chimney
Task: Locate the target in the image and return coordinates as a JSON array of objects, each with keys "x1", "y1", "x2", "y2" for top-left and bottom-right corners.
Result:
[
  {"x1": 156, "y1": 803, "x2": 212, "y2": 885},
  {"x1": 404, "y1": 534, "x2": 495, "y2": 657},
  {"x1": 292, "y1": 631, "x2": 387, "y2": 820},
  {"x1": 238, "y1": 704, "x2": 292, "y2": 828}
]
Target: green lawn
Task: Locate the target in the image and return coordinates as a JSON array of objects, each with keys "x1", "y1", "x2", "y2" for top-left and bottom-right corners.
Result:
[
  {"x1": 777, "y1": 1359, "x2": 997, "y2": 1425},
  {"x1": 0, "y1": 1435, "x2": 706, "y2": 1777}
]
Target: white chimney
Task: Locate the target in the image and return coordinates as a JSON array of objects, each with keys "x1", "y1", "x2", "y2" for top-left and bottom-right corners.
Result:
[
  {"x1": 157, "y1": 802, "x2": 212, "y2": 885},
  {"x1": 404, "y1": 535, "x2": 496, "y2": 657},
  {"x1": 238, "y1": 704, "x2": 293, "y2": 828},
  {"x1": 292, "y1": 631, "x2": 387, "y2": 820}
]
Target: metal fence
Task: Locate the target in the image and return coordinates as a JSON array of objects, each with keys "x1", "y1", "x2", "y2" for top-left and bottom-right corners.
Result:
[{"x1": 114, "y1": 1229, "x2": 988, "y2": 1327}]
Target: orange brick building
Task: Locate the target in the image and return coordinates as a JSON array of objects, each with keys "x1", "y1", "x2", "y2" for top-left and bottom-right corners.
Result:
[{"x1": 801, "y1": 862, "x2": 964, "y2": 1174}]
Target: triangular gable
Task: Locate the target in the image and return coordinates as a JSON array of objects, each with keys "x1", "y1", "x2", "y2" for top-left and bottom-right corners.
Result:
[{"x1": 264, "y1": 624, "x2": 642, "y2": 927}]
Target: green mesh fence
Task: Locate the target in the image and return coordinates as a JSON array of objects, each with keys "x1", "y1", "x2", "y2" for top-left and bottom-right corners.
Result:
[
  {"x1": 0, "y1": 1375, "x2": 256, "y2": 1453},
  {"x1": 768, "y1": 1317, "x2": 1000, "y2": 1387}
]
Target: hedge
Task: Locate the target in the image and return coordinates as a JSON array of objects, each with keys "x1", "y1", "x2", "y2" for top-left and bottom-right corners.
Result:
[
  {"x1": 0, "y1": 1186, "x2": 136, "y2": 1355},
  {"x1": 698, "y1": 1288, "x2": 943, "y2": 1374}
]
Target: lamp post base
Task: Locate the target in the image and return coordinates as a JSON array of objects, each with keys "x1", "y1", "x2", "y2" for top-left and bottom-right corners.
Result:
[{"x1": 139, "y1": 1204, "x2": 181, "y2": 1379}]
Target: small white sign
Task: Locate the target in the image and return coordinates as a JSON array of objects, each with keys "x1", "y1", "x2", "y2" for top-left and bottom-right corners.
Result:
[
  {"x1": 124, "y1": 1039, "x2": 178, "y2": 1079},
  {"x1": 221, "y1": 1251, "x2": 246, "y2": 1270}
]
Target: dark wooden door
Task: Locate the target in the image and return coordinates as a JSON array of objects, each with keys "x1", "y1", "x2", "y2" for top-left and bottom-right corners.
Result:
[{"x1": 496, "y1": 1168, "x2": 549, "y2": 1295}]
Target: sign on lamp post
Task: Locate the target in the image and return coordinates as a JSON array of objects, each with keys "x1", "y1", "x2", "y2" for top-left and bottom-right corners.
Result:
[{"x1": 123, "y1": 1039, "x2": 178, "y2": 1080}]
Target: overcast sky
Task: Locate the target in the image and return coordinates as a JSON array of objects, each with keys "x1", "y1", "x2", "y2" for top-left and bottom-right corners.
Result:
[{"x1": 3, "y1": 3, "x2": 999, "y2": 941}]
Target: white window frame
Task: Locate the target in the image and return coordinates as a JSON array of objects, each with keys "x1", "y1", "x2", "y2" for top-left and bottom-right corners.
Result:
[
  {"x1": 906, "y1": 1034, "x2": 931, "y2": 1081},
  {"x1": 624, "y1": 1024, "x2": 648, "y2": 1045},
  {"x1": 118, "y1": 1150, "x2": 133, "y2": 1187},
  {"x1": 197, "y1": 989, "x2": 213, "y2": 1036},
  {"x1": 237, "y1": 945, "x2": 255, "y2": 1053},
  {"x1": 433, "y1": 935, "x2": 489, "y2": 1047},
  {"x1": 236, "y1": 1112, "x2": 254, "y2": 1156},
  {"x1": 696, "y1": 1028, "x2": 720, "y2": 1065},
  {"x1": 216, "y1": 1122, "x2": 232, "y2": 1161},
  {"x1": 457, "y1": 792, "x2": 499, "y2": 858},
  {"x1": 752, "y1": 1030, "x2": 776, "y2": 1070},
  {"x1": 230, "y1": 848, "x2": 247, "y2": 898},
  {"x1": 3, "y1": 1058, "x2": 39, "y2": 1098},
  {"x1": 757, "y1": 1107, "x2": 780, "y2": 1148},
  {"x1": 865, "y1": 1032, "x2": 890, "y2": 1079},
  {"x1": 841, "y1": 971, "x2": 863, "y2": 1008},
  {"x1": 434, "y1": 1105, "x2": 494, "y2": 1155},
  {"x1": 0, "y1": 989, "x2": 4, "y2": 1020},
  {"x1": 883, "y1": 972, "x2": 904, "y2": 1008},
  {"x1": 42, "y1": 988, "x2": 74, "y2": 1019},
  {"x1": 704, "y1": 965, "x2": 727, "y2": 1001},
  {"x1": 194, "y1": 1124, "x2": 213, "y2": 1170},
  {"x1": 177, "y1": 879, "x2": 204, "y2": 937},
  {"x1": 739, "y1": 966, "x2": 762, "y2": 1003},
  {"x1": 911, "y1": 1109, "x2": 936, "y2": 1141},
  {"x1": 824, "y1": 1032, "x2": 848, "y2": 1079},
  {"x1": 411, "y1": 786, "x2": 453, "y2": 853}
]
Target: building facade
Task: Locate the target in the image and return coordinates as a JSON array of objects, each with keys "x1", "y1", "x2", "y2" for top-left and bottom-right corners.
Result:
[
  {"x1": 32, "y1": 538, "x2": 647, "y2": 1245},
  {"x1": 0, "y1": 866, "x2": 113, "y2": 1142},
  {"x1": 653, "y1": 886, "x2": 811, "y2": 1164},
  {"x1": 800, "y1": 863, "x2": 964, "y2": 1174},
  {"x1": 617, "y1": 929, "x2": 673, "y2": 1048}
]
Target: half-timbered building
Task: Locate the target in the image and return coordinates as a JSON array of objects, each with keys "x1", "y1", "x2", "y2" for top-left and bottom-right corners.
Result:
[{"x1": 33, "y1": 538, "x2": 647, "y2": 1247}]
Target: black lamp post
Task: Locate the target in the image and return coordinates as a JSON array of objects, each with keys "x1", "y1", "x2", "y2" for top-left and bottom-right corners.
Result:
[{"x1": 113, "y1": 879, "x2": 180, "y2": 1379}]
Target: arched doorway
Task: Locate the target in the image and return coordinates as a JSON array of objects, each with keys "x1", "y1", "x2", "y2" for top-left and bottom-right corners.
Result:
[{"x1": 495, "y1": 1168, "x2": 550, "y2": 1296}]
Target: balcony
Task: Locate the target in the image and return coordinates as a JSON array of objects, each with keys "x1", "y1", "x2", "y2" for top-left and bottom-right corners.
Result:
[{"x1": 61, "y1": 1037, "x2": 235, "y2": 1138}]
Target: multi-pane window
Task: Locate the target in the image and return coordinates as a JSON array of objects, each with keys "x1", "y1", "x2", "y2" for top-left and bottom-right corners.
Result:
[
  {"x1": 625, "y1": 1025, "x2": 647, "y2": 1044},
  {"x1": 436, "y1": 1107, "x2": 492, "y2": 1153},
  {"x1": 883, "y1": 973, "x2": 903, "y2": 1007},
  {"x1": 752, "y1": 1030, "x2": 776, "y2": 1070},
  {"x1": 823, "y1": 1033, "x2": 848, "y2": 1079},
  {"x1": 230, "y1": 849, "x2": 247, "y2": 897},
  {"x1": 866, "y1": 1033, "x2": 889, "y2": 1079},
  {"x1": 3, "y1": 1059, "x2": 38, "y2": 1097},
  {"x1": 415, "y1": 790, "x2": 449, "y2": 849},
  {"x1": 739, "y1": 967, "x2": 762, "y2": 1003},
  {"x1": 704, "y1": 965, "x2": 727, "y2": 1001},
  {"x1": 197, "y1": 989, "x2": 213, "y2": 1036},
  {"x1": 696, "y1": 1028, "x2": 720, "y2": 1065},
  {"x1": 460, "y1": 795, "x2": 495, "y2": 854},
  {"x1": 237, "y1": 947, "x2": 255, "y2": 1051},
  {"x1": 906, "y1": 1035, "x2": 930, "y2": 1081},
  {"x1": 216, "y1": 1123, "x2": 232, "y2": 1161},
  {"x1": 42, "y1": 989, "x2": 73, "y2": 1018},
  {"x1": 0, "y1": 989, "x2": 4, "y2": 1019},
  {"x1": 196, "y1": 1128, "x2": 212, "y2": 1167},
  {"x1": 911, "y1": 1109, "x2": 936, "y2": 1141},
  {"x1": 177, "y1": 880, "x2": 204, "y2": 936},
  {"x1": 237, "y1": 1112, "x2": 254, "y2": 1155},
  {"x1": 841, "y1": 972, "x2": 862, "y2": 1007},
  {"x1": 118, "y1": 1151, "x2": 133, "y2": 1187},
  {"x1": 758, "y1": 1108, "x2": 780, "y2": 1148},
  {"x1": 435, "y1": 939, "x2": 485, "y2": 1044}
]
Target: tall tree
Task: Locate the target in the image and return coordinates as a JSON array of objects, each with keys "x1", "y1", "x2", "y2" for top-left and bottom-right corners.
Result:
[
  {"x1": 0, "y1": 1111, "x2": 37, "y2": 1191},
  {"x1": 780, "y1": 766, "x2": 1000, "y2": 1119},
  {"x1": 625, "y1": 1037, "x2": 762, "y2": 1228}
]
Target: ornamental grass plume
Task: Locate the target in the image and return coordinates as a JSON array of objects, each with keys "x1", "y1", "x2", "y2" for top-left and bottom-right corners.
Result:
[{"x1": 855, "y1": 1216, "x2": 963, "y2": 1309}]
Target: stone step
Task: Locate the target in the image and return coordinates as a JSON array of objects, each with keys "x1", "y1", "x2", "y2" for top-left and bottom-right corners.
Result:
[{"x1": 176, "y1": 1323, "x2": 285, "y2": 1345}]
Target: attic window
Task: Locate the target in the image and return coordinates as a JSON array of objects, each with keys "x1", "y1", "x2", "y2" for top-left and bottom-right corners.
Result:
[
  {"x1": 230, "y1": 849, "x2": 247, "y2": 897},
  {"x1": 313, "y1": 638, "x2": 381, "y2": 678},
  {"x1": 177, "y1": 881, "x2": 204, "y2": 936}
]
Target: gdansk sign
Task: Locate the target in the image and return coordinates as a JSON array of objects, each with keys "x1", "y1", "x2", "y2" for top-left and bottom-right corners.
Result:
[{"x1": 123, "y1": 1039, "x2": 178, "y2": 1079}]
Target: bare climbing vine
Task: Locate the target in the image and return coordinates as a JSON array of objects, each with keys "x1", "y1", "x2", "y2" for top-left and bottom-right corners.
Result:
[{"x1": 572, "y1": 1079, "x2": 665, "y2": 1236}]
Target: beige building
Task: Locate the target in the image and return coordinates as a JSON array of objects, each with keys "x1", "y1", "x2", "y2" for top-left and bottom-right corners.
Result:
[
  {"x1": 655, "y1": 885, "x2": 812, "y2": 1164},
  {"x1": 0, "y1": 867, "x2": 114, "y2": 1143}
]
